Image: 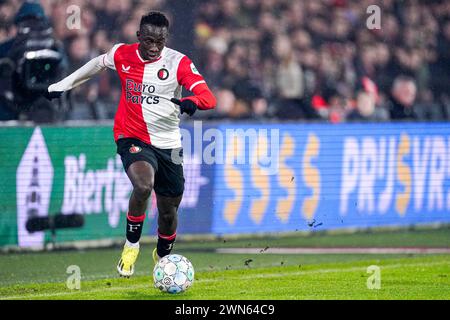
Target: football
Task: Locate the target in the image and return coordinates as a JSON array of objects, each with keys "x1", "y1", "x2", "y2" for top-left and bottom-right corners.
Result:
[{"x1": 153, "y1": 254, "x2": 195, "y2": 294}]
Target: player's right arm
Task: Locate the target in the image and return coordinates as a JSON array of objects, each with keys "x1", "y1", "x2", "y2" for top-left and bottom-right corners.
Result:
[{"x1": 45, "y1": 43, "x2": 122, "y2": 99}]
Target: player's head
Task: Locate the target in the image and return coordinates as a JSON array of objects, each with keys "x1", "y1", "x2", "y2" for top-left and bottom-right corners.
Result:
[{"x1": 137, "y1": 11, "x2": 169, "y2": 61}]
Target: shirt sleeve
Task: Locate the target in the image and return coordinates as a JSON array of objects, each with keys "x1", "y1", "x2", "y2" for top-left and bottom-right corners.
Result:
[
  {"x1": 48, "y1": 55, "x2": 105, "y2": 92},
  {"x1": 48, "y1": 43, "x2": 123, "y2": 92},
  {"x1": 176, "y1": 55, "x2": 206, "y2": 92},
  {"x1": 102, "y1": 43, "x2": 123, "y2": 70},
  {"x1": 182, "y1": 82, "x2": 217, "y2": 110}
]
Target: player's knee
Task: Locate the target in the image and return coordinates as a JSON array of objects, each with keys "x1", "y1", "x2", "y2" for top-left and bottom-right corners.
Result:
[{"x1": 133, "y1": 183, "x2": 152, "y2": 201}]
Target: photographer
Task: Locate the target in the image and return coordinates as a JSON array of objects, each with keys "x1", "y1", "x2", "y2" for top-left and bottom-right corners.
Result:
[{"x1": 0, "y1": 1, "x2": 66, "y2": 123}]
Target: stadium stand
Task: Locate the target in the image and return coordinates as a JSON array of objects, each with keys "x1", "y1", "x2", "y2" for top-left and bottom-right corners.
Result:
[{"x1": 0, "y1": 0, "x2": 449, "y2": 122}]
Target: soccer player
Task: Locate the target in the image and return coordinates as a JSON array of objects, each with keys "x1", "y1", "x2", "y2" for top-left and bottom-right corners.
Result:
[{"x1": 46, "y1": 11, "x2": 216, "y2": 277}]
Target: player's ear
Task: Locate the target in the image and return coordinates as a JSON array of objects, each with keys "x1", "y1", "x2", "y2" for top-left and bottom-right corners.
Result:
[{"x1": 162, "y1": 27, "x2": 169, "y2": 39}]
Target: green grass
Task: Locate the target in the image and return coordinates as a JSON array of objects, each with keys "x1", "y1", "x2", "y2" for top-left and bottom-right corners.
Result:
[
  {"x1": 180, "y1": 227, "x2": 450, "y2": 249},
  {"x1": 0, "y1": 228, "x2": 449, "y2": 300}
]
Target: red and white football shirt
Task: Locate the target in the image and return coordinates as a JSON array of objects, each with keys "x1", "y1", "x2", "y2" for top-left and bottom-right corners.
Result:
[{"x1": 103, "y1": 43, "x2": 207, "y2": 149}]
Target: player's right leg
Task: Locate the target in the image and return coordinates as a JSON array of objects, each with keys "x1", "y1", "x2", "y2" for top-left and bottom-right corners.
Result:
[
  {"x1": 116, "y1": 138, "x2": 157, "y2": 277},
  {"x1": 117, "y1": 160, "x2": 155, "y2": 277}
]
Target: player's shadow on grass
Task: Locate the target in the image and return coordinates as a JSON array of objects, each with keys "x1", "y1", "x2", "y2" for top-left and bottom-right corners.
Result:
[{"x1": 123, "y1": 289, "x2": 191, "y2": 300}]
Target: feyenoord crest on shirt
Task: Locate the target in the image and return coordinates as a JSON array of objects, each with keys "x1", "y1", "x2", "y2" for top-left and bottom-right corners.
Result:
[{"x1": 157, "y1": 68, "x2": 169, "y2": 80}]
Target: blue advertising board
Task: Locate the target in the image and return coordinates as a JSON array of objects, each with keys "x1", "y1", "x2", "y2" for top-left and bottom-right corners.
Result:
[
  {"x1": 1, "y1": 122, "x2": 449, "y2": 248},
  {"x1": 147, "y1": 123, "x2": 216, "y2": 235},
  {"x1": 211, "y1": 122, "x2": 450, "y2": 234}
]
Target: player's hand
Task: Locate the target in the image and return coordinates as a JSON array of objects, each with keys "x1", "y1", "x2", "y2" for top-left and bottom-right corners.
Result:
[
  {"x1": 179, "y1": 99, "x2": 197, "y2": 116},
  {"x1": 43, "y1": 87, "x2": 63, "y2": 101}
]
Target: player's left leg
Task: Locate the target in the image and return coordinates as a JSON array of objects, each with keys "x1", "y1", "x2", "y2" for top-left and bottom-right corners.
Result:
[
  {"x1": 153, "y1": 194, "x2": 182, "y2": 262},
  {"x1": 151, "y1": 145, "x2": 185, "y2": 262}
]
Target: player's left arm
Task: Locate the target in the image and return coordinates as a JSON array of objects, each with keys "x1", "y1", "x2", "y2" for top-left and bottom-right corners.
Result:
[{"x1": 177, "y1": 56, "x2": 216, "y2": 115}]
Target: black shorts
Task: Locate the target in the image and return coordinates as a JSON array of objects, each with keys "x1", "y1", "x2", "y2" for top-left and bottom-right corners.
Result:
[{"x1": 116, "y1": 138, "x2": 185, "y2": 197}]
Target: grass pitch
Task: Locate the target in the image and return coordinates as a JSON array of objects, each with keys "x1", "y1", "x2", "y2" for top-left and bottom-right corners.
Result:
[{"x1": 0, "y1": 228, "x2": 449, "y2": 300}]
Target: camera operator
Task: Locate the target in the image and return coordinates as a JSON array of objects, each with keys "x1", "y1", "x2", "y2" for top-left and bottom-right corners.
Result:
[{"x1": 0, "y1": 1, "x2": 66, "y2": 123}]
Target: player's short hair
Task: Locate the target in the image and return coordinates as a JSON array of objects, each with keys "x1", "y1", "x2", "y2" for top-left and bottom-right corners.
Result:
[{"x1": 140, "y1": 11, "x2": 169, "y2": 29}]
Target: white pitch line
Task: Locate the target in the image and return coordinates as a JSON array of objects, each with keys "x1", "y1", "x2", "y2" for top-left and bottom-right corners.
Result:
[
  {"x1": 1, "y1": 260, "x2": 448, "y2": 300},
  {"x1": 216, "y1": 247, "x2": 450, "y2": 255}
]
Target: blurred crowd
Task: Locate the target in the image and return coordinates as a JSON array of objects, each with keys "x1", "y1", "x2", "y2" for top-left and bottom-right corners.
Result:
[
  {"x1": 196, "y1": 0, "x2": 450, "y2": 122},
  {"x1": 0, "y1": 0, "x2": 168, "y2": 121},
  {"x1": 0, "y1": 0, "x2": 449, "y2": 123}
]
